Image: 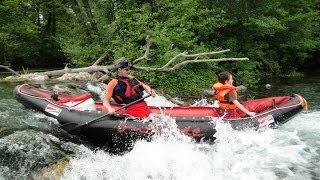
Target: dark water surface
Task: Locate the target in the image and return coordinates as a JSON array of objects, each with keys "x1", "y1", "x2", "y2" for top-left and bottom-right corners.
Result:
[{"x1": 0, "y1": 74, "x2": 319, "y2": 179}]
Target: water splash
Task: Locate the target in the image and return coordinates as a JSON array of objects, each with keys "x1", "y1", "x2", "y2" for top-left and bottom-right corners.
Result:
[
  {"x1": 191, "y1": 98, "x2": 213, "y2": 107},
  {"x1": 144, "y1": 93, "x2": 178, "y2": 107},
  {"x1": 209, "y1": 118, "x2": 315, "y2": 179},
  {"x1": 60, "y1": 113, "x2": 318, "y2": 180},
  {"x1": 86, "y1": 82, "x2": 106, "y2": 100},
  {"x1": 62, "y1": 114, "x2": 213, "y2": 180}
]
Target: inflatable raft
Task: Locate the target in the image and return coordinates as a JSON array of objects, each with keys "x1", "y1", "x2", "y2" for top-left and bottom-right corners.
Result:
[{"x1": 14, "y1": 84, "x2": 307, "y2": 148}]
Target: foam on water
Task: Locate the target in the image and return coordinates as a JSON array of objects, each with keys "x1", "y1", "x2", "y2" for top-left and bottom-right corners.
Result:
[
  {"x1": 210, "y1": 119, "x2": 314, "y2": 180},
  {"x1": 191, "y1": 98, "x2": 213, "y2": 107},
  {"x1": 144, "y1": 94, "x2": 178, "y2": 107},
  {"x1": 61, "y1": 111, "x2": 319, "y2": 180},
  {"x1": 86, "y1": 82, "x2": 106, "y2": 100},
  {"x1": 62, "y1": 114, "x2": 213, "y2": 180}
]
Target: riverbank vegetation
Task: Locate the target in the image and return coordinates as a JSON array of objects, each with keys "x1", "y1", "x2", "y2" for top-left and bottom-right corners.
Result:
[{"x1": 1, "y1": 0, "x2": 319, "y2": 95}]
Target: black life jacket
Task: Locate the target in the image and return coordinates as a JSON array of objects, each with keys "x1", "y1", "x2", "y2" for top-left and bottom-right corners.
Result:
[{"x1": 112, "y1": 76, "x2": 144, "y2": 104}]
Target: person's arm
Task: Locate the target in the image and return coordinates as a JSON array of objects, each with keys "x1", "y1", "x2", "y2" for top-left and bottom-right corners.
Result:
[
  {"x1": 130, "y1": 76, "x2": 156, "y2": 97},
  {"x1": 232, "y1": 100, "x2": 256, "y2": 117},
  {"x1": 140, "y1": 82, "x2": 156, "y2": 97},
  {"x1": 103, "y1": 79, "x2": 117, "y2": 113},
  {"x1": 128, "y1": 75, "x2": 156, "y2": 97}
]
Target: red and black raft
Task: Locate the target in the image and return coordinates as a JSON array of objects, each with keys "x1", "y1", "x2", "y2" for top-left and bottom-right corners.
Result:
[{"x1": 14, "y1": 84, "x2": 307, "y2": 146}]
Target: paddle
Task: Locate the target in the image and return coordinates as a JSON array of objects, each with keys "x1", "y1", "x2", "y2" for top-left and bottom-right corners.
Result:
[{"x1": 60, "y1": 94, "x2": 151, "y2": 135}]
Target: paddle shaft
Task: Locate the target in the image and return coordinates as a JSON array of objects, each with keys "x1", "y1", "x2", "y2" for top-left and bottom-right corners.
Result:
[{"x1": 66, "y1": 94, "x2": 151, "y2": 134}]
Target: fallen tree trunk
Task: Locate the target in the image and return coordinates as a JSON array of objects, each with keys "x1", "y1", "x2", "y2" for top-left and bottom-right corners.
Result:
[
  {"x1": 37, "y1": 65, "x2": 112, "y2": 77},
  {"x1": 1, "y1": 35, "x2": 249, "y2": 81}
]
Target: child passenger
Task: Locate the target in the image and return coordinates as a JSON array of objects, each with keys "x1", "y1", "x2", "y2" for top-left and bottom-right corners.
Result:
[{"x1": 213, "y1": 71, "x2": 256, "y2": 118}]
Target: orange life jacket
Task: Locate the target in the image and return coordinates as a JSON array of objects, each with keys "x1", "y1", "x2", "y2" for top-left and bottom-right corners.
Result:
[{"x1": 212, "y1": 82, "x2": 238, "y2": 109}]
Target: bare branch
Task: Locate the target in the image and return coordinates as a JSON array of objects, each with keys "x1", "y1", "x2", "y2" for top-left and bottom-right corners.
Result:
[
  {"x1": 133, "y1": 35, "x2": 151, "y2": 64},
  {"x1": 133, "y1": 57, "x2": 249, "y2": 72},
  {"x1": 182, "y1": 49, "x2": 230, "y2": 57},
  {"x1": 163, "y1": 52, "x2": 187, "y2": 68},
  {"x1": 93, "y1": 49, "x2": 111, "y2": 66},
  {"x1": 143, "y1": 35, "x2": 151, "y2": 59},
  {"x1": 162, "y1": 49, "x2": 230, "y2": 68},
  {"x1": 0, "y1": 65, "x2": 20, "y2": 76},
  {"x1": 169, "y1": 58, "x2": 248, "y2": 71}
]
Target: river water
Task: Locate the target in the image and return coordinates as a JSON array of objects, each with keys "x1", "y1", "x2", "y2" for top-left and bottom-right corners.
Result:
[{"x1": 0, "y1": 73, "x2": 319, "y2": 180}]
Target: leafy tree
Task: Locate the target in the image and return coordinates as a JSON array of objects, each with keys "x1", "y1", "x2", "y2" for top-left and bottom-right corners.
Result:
[
  {"x1": 211, "y1": 0, "x2": 319, "y2": 76},
  {"x1": 0, "y1": 0, "x2": 68, "y2": 69},
  {"x1": 0, "y1": 0, "x2": 319, "y2": 95}
]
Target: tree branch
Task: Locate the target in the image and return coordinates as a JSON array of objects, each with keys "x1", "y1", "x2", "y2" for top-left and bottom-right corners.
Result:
[
  {"x1": 163, "y1": 52, "x2": 187, "y2": 68},
  {"x1": 162, "y1": 49, "x2": 231, "y2": 68},
  {"x1": 182, "y1": 49, "x2": 230, "y2": 57},
  {"x1": 93, "y1": 49, "x2": 111, "y2": 66},
  {"x1": 133, "y1": 35, "x2": 151, "y2": 64},
  {"x1": 133, "y1": 57, "x2": 249, "y2": 72},
  {"x1": 0, "y1": 65, "x2": 20, "y2": 76}
]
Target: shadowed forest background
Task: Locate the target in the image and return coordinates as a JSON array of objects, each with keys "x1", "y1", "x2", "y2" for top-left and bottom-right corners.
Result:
[{"x1": 0, "y1": 0, "x2": 319, "y2": 95}]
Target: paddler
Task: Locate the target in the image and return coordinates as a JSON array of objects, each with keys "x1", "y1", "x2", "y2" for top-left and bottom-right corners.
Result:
[{"x1": 103, "y1": 58, "x2": 156, "y2": 118}]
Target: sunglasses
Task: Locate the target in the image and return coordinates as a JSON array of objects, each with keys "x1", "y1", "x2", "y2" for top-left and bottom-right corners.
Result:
[{"x1": 123, "y1": 68, "x2": 130, "y2": 71}]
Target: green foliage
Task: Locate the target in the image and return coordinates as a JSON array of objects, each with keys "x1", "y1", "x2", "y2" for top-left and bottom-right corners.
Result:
[
  {"x1": 0, "y1": 0, "x2": 67, "y2": 69},
  {"x1": 0, "y1": 0, "x2": 320, "y2": 95},
  {"x1": 132, "y1": 62, "x2": 219, "y2": 95},
  {"x1": 213, "y1": 0, "x2": 319, "y2": 75}
]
